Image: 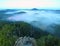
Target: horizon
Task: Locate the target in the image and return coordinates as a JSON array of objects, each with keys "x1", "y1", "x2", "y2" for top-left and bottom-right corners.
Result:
[{"x1": 0, "y1": 8, "x2": 60, "y2": 10}]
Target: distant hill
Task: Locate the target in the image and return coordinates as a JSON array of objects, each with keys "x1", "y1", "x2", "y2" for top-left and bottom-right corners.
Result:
[
  {"x1": 31, "y1": 8, "x2": 39, "y2": 10},
  {"x1": 14, "y1": 11, "x2": 26, "y2": 14},
  {"x1": 0, "y1": 9, "x2": 18, "y2": 20}
]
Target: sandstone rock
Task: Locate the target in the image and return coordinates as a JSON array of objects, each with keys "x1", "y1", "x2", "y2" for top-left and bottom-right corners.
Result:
[{"x1": 14, "y1": 36, "x2": 37, "y2": 46}]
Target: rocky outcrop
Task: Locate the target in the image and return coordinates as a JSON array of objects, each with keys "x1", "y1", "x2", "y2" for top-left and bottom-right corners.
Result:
[{"x1": 14, "y1": 36, "x2": 37, "y2": 46}]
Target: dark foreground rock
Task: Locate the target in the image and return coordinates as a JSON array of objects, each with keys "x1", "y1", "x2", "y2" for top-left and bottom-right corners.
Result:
[{"x1": 14, "y1": 36, "x2": 37, "y2": 46}]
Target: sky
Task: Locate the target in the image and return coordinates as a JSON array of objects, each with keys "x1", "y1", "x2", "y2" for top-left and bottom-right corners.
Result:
[{"x1": 0, "y1": 0, "x2": 60, "y2": 9}]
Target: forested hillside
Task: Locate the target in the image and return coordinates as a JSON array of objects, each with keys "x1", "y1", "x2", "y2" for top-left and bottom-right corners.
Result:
[{"x1": 0, "y1": 21, "x2": 60, "y2": 46}]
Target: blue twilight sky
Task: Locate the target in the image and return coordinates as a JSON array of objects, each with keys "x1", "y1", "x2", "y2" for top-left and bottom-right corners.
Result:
[{"x1": 0, "y1": 0, "x2": 60, "y2": 9}]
